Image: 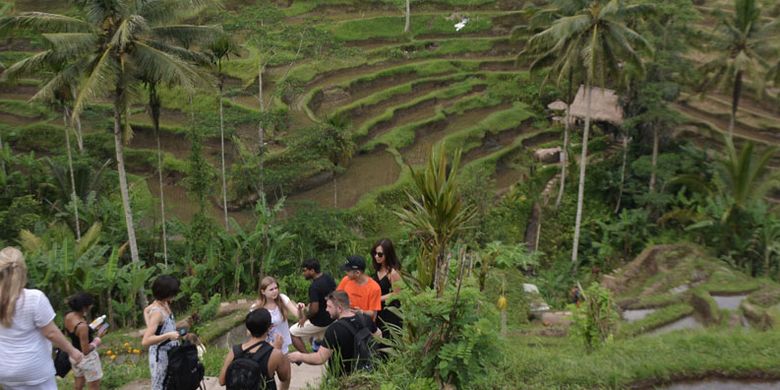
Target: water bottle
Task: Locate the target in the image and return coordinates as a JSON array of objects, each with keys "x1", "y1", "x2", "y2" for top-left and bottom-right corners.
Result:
[{"x1": 89, "y1": 315, "x2": 106, "y2": 330}]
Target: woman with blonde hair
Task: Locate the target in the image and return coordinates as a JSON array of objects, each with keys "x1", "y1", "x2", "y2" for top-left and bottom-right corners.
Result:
[
  {"x1": 0, "y1": 247, "x2": 83, "y2": 390},
  {"x1": 250, "y1": 276, "x2": 300, "y2": 354}
]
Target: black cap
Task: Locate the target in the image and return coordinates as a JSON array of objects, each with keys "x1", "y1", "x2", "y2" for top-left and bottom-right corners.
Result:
[{"x1": 342, "y1": 255, "x2": 366, "y2": 271}]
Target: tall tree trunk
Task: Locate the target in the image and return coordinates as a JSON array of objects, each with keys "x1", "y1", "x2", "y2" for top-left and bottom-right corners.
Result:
[
  {"x1": 571, "y1": 85, "x2": 593, "y2": 264},
  {"x1": 113, "y1": 86, "x2": 146, "y2": 307},
  {"x1": 614, "y1": 134, "x2": 629, "y2": 213},
  {"x1": 333, "y1": 174, "x2": 338, "y2": 208},
  {"x1": 728, "y1": 70, "x2": 742, "y2": 141},
  {"x1": 219, "y1": 73, "x2": 229, "y2": 231},
  {"x1": 63, "y1": 107, "x2": 81, "y2": 241},
  {"x1": 74, "y1": 115, "x2": 84, "y2": 153},
  {"x1": 434, "y1": 247, "x2": 449, "y2": 298},
  {"x1": 0, "y1": 127, "x2": 5, "y2": 175},
  {"x1": 149, "y1": 84, "x2": 168, "y2": 266},
  {"x1": 70, "y1": 90, "x2": 84, "y2": 153},
  {"x1": 404, "y1": 0, "x2": 411, "y2": 33},
  {"x1": 556, "y1": 125, "x2": 569, "y2": 208},
  {"x1": 649, "y1": 124, "x2": 658, "y2": 192},
  {"x1": 258, "y1": 62, "x2": 265, "y2": 196},
  {"x1": 556, "y1": 71, "x2": 574, "y2": 208}
]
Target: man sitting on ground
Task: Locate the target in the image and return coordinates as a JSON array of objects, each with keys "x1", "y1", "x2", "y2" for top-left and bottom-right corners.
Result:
[
  {"x1": 290, "y1": 258, "x2": 336, "y2": 352},
  {"x1": 287, "y1": 291, "x2": 380, "y2": 376},
  {"x1": 336, "y1": 255, "x2": 381, "y2": 320}
]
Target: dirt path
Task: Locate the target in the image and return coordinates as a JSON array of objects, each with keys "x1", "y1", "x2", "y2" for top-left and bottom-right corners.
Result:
[{"x1": 119, "y1": 363, "x2": 325, "y2": 390}]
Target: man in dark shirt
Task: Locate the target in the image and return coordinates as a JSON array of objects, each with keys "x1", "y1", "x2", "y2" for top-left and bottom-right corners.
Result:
[
  {"x1": 288, "y1": 291, "x2": 380, "y2": 376},
  {"x1": 290, "y1": 258, "x2": 336, "y2": 352}
]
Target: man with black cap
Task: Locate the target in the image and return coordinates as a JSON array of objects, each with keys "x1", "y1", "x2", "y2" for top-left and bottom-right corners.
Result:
[{"x1": 336, "y1": 255, "x2": 382, "y2": 320}]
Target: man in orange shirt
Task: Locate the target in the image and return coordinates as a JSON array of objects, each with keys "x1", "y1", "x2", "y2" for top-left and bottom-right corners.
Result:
[{"x1": 337, "y1": 255, "x2": 382, "y2": 321}]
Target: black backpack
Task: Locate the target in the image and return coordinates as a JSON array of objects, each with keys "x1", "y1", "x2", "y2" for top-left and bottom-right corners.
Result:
[
  {"x1": 225, "y1": 341, "x2": 275, "y2": 390},
  {"x1": 53, "y1": 347, "x2": 71, "y2": 377},
  {"x1": 336, "y1": 315, "x2": 375, "y2": 372},
  {"x1": 162, "y1": 341, "x2": 205, "y2": 390}
]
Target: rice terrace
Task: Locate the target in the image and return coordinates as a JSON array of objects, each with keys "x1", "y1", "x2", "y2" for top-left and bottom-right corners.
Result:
[{"x1": 0, "y1": 0, "x2": 779, "y2": 388}]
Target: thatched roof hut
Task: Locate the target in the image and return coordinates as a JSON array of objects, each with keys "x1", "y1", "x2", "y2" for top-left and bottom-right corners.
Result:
[
  {"x1": 569, "y1": 85, "x2": 623, "y2": 125},
  {"x1": 547, "y1": 100, "x2": 568, "y2": 111}
]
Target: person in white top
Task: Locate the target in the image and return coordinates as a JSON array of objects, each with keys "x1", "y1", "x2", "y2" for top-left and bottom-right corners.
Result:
[
  {"x1": 250, "y1": 276, "x2": 300, "y2": 354},
  {"x1": 0, "y1": 247, "x2": 84, "y2": 390},
  {"x1": 249, "y1": 276, "x2": 298, "y2": 389}
]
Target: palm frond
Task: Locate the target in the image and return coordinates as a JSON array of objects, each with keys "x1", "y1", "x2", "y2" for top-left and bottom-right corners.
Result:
[
  {"x1": 72, "y1": 49, "x2": 117, "y2": 119},
  {"x1": 132, "y1": 41, "x2": 212, "y2": 92},
  {"x1": 0, "y1": 50, "x2": 57, "y2": 82},
  {"x1": 42, "y1": 33, "x2": 99, "y2": 57},
  {"x1": 0, "y1": 12, "x2": 91, "y2": 35},
  {"x1": 30, "y1": 60, "x2": 85, "y2": 103},
  {"x1": 146, "y1": 39, "x2": 212, "y2": 65},
  {"x1": 152, "y1": 24, "x2": 222, "y2": 46}
]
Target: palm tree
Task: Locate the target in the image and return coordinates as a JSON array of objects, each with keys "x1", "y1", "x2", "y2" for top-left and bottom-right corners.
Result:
[
  {"x1": 522, "y1": 0, "x2": 589, "y2": 209},
  {"x1": 320, "y1": 115, "x2": 355, "y2": 208},
  {"x1": 1, "y1": 0, "x2": 216, "y2": 272},
  {"x1": 208, "y1": 34, "x2": 238, "y2": 231},
  {"x1": 396, "y1": 144, "x2": 476, "y2": 297},
  {"x1": 699, "y1": 0, "x2": 778, "y2": 140},
  {"x1": 1, "y1": 48, "x2": 86, "y2": 239},
  {"x1": 144, "y1": 80, "x2": 170, "y2": 265},
  {"x1": 527, "y1": 0, "x2": 651, "y2": 264}
]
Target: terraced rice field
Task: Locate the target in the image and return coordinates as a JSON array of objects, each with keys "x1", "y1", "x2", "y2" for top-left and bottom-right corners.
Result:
[{"x1": 1, "y1": 0, "x2": 778, "y2": 221}]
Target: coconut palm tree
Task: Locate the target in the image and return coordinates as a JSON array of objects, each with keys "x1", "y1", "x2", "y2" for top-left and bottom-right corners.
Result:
[
  {"x1": 1, "y1": 49, "x2": 86, "y2": 239},
  {"x1": 1, "y1": 0, "x2": 217, "y2": 271},
  {"x1": 396, "y1": 144, "x2": 476, "y2": 297},
  {"x1": 699, "y1": 0, "x2": 778, "y2": 140},
  {"x1": 521, "y1": 0, "x2": 589, "y2": 209},
  {"x1": 527, "y1": 0, "x2": 651, "y2": 264},
  {"x1": 320, "y1": 114, "x2": 355, "y2": 208},
  {"x1": 144, "y1": 80, "x2": 170, "y2": 265},
  {"x1": 208, "y1": 34, "x2": 238, "y2": 231}
]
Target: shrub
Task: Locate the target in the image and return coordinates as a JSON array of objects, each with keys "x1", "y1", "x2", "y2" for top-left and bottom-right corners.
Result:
[
  {"x1": 200, "y1": 293, "x2": 221, "y2": 322},
  {"x1": 571, "y1": 283, "x2": 618, "y2": 352},
  {"x1": 387, "y1": 287, "x2": 502, "y2": 388}
]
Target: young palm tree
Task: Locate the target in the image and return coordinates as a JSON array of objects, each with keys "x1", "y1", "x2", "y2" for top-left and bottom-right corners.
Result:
[
  {"x1": 1, "y1": 49, "x2": 85, "y2": 239},
  {"x1": 699, "y1": 0, "x2": 778, "y2": 140},
  {"x1": 396, "y1": 144, "x2": 476, "y2": 297},
  {"x1": 320, "y1": 115, "x2": 355, "y2": 208},
  {"x1": 208, "y1": 34, "x2": 238, "y2": 231},
  {"x1": 1, "y1": 0, "x2": 217, "y2": 271},
  {"x1": 144, "y1": 80, "x2": 170, "y2": 265},
  {"x1": 527, "y1": 0, "x2": 651, "y2": 264}
]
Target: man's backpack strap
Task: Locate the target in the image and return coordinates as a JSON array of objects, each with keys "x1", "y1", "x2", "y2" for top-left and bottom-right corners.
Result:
[
  {"x1": 233, "y1": 340, "x2": 264, "y2": 358},
  {"x1": 335, "y1": 316, "x2": 359, "y2": 335}
]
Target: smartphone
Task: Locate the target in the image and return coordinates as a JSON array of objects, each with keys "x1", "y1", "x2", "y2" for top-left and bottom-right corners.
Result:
[
  {"x1": 177, "y1": 328, "x2": 188, "y2": 336},
  {"x1": 97, "y1": 323, "x2": 110, "y2": 336}
]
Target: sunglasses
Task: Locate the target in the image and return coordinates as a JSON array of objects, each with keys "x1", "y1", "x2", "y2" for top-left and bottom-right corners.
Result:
[{"x1": 374, "y1": 252, "x2": 385, "y2": 258}]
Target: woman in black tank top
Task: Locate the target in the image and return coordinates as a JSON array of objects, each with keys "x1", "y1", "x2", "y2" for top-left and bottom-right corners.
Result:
[
  {"x1": 371, "y1": 239, "x2": 403, "y2": 338},
  {"x1": 64, "y1": 293, "x2": 104, "y2": 390}
]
